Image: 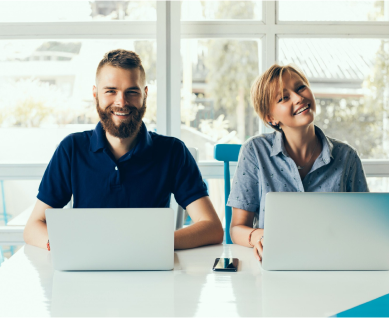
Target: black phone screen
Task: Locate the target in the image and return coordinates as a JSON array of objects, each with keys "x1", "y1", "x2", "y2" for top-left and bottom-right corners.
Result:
[{"x1": 212, "y1": 258, "x2": 239, "y2": 272}]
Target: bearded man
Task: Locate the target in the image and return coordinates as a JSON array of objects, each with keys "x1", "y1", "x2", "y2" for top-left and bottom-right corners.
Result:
[{"x1": 24, "y1": 49, "x2": 223, "y2": 250}]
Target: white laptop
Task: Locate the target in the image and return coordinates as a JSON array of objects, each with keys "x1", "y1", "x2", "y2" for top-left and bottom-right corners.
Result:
[
  {"x1": 46, "y1": 208, "x2": 174, "y2": 271},
  {"x1": 262, "y1": 193, "x2": 389, "y2": 271}
]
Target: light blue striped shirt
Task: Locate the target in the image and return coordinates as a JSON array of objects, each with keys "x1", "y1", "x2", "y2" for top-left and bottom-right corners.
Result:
[{"x1": 227, "y1": 126, "x2": 369, "y2": 229}]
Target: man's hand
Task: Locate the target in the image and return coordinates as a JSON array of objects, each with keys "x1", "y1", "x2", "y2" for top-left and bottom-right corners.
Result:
[{"x1": 174, "y1": 196, "x2": 223, "y2": 250}]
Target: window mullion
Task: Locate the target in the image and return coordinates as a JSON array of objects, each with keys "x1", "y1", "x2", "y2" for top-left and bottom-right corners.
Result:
[{"x1": 156, "y1": 1, "x2": 181, "y2": 137}]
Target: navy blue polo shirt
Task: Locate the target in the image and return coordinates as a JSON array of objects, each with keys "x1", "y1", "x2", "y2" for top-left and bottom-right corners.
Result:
[{"x1": 37, "y1": 122, "x2": 208, "y2": 209}]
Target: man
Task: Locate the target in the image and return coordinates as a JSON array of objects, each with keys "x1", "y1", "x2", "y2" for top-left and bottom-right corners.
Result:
[{"x1": 24, "y1": 49, "x2": 223, "y2": 250}]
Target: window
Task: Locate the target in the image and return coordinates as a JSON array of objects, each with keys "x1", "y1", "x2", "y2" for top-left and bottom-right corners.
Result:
[
  {"x1": 0, "y1": 1, "x2": 156, "y2": 22},
  {"x1": 278, "y1": 1, "x2": 389, "y2": 22},
  {"x1": 278, "y1": 37, "x2": 389, "y2": 159},
  {"x1": 180, "y1": 39, "x2": 261, "y2": 161},
  {"x1": 181, "y1": 1, "x2": 263, "y2": 21},
  {"x1": 1, "y1": 2, "x2": 389, "y2": 246},
  {"x1": 0, "y1": 39, "x2": 156, "y2": 163}
]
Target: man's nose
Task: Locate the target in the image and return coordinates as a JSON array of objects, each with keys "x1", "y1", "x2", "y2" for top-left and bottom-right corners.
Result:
[{"x1": 113, "y1": 92, "x2": 126, "y2": 107}]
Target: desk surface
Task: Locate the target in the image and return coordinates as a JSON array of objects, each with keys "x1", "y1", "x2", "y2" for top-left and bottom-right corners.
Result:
[{"x1": 1, "y1": 244, "x2": 389, "y2": 317}]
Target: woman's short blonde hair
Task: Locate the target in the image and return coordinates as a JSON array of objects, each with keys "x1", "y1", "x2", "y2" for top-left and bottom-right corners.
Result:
[{"x1": 250, "y1": 64, "x2": 310, "y2": 131}]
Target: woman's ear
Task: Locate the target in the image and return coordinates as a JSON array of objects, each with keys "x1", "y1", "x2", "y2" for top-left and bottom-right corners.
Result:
[{"x1": 266, "y1": 114, "x2": 274, "y2": 125}]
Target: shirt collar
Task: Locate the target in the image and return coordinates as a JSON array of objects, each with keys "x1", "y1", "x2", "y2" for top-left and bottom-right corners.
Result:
[
  {"x1": 315, "y1": 125, "x2": 334, "y2": 162},
  {"x1": 270, "y1": 125, "x2": 334, "y2": 161},
  {"x1": 90, "y1": 121, "x2": 154, "y2": 159},
  {"x1": 90, "y1": 121, "x2": 106, "y2": 152}
]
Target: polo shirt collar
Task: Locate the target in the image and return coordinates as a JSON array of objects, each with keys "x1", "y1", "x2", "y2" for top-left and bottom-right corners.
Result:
[
  {"x1": 90, "y1": 121, "x2": 106, "y2": 152},
  {"x1": 270, "y1": 125, "x2": 334, "y2": 161},
  {"x1": 89, "y1": 121, "x2": 154, "y2": 159},
  {"x1": 132, "y1": 121, "x2": 153, "y2": 158}
]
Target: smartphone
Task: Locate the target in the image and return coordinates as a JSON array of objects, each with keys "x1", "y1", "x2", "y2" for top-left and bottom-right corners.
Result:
[{"x1": 212, "y1": 258, "x2": 239, "y2": 272}]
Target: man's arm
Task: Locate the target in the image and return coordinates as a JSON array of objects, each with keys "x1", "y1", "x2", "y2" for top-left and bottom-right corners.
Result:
[
  {"x1": 174, "y1": 196, "x2": 224, "y2": 249},
  {"x1": 23, "y1": 199, "x2": 52, "y2": 249}
]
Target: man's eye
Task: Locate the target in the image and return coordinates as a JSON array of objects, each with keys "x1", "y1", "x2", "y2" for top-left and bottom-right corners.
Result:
[
  {"x1": 127, "y1": 91, "x2": 139, "y2": 95},
  {"x1": 105, "y1": 90, "x2": 114, "y2": 93}
]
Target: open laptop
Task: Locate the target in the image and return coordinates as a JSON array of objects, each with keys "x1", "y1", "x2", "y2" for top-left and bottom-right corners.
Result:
[
  {"x1": 46, "y1": 208, "x2": 174, "y2": 271},
  {"x1": 262, "y1": 193, "x2": 389, "y2": 271}
]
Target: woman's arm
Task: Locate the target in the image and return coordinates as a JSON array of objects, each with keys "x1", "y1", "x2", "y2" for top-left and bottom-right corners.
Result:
[{"x1": 230, "y1": 207, "x2": 264, "y2": 261}]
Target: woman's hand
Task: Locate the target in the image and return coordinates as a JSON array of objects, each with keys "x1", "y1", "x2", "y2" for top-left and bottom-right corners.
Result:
[
  {"x1": 230, "y1": 208, "x2": 264, "y2": 261},
  {"x1": 253, "y1": 236, "x2": 264, "y2": 261}
]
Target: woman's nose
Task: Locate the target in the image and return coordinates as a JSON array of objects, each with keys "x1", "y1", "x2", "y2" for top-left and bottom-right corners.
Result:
[{"x1": 292, "y1": 91, "x2": 304, "y2": 104}]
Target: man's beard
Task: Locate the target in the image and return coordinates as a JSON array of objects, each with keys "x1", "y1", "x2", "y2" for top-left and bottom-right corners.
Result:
[{"x1": 96, "y1": 97, "x2": 146, "y2": 139}]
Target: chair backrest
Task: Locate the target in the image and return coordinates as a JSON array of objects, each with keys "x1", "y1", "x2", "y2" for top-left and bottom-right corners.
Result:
[
  {"x1": 173, "y1": 147, "x2": 198, "y2": 230},
  {"x1": 214, "y1": 144, "x2": 242, "y2": 244}
]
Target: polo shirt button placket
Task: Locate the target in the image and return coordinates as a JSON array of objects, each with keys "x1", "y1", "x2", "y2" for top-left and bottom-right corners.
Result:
[{"x1": 112, "y1": 165, "x2": 121, "y2": 186}]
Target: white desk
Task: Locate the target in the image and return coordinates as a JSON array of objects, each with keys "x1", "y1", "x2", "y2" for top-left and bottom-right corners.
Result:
[{"x1": 1, "y1": 244, "x2": 389, "y2": 317}]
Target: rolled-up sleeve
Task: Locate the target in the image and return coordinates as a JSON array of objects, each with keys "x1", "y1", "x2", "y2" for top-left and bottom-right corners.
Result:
[{"x1": 227, "y1": 141, "x2": 260, "y2": 213}]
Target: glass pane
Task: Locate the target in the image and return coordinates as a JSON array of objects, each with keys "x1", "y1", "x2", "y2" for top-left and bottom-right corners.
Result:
[
  {"x1": 367, "y1": 177, "x2": 389, "y2": 192},
  {"x1": 0, "y1": 179, "x2": 38, "y2": 263},
  {"x1": 0, "y1": 1, "x2": 156, "y2": 22},
  {"x1": 181, "y1": 1, "x2": 262, "y2": 20},
  {"x1": 278, "y1": 38, "x2": 389, "y2": 159},
  {"x1": 279, "y1": 1, "x2": 389, "y2": 22},
  {"x1": 0, "y1": 39, "x2": 157, "y2": 163},
  {"x1": 180, "y1": 39, "x2": 262, "y2": 161}
]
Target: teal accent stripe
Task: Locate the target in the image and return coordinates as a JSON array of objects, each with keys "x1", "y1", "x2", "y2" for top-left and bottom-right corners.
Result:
[{"x1": 334, "y1": 293, "x2": 389, "y2": 317}]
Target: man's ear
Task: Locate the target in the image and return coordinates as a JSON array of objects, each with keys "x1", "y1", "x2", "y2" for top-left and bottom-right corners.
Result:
[
  {"x1": 93, "y1": 85, "x2": 97, "y2": 99},
  {"x1": 144, "y1": 86, "x2": 148, "y2": 98}
]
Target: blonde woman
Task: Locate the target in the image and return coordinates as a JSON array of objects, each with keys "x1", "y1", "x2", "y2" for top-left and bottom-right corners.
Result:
[{"x1": 228, "y1": 64, "x2": 369, "y2": 261}]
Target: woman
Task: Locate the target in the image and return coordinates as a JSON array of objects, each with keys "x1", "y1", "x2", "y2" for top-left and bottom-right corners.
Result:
[{"x1": 228, "y1": 64, "x2": 369, "y2": 261}]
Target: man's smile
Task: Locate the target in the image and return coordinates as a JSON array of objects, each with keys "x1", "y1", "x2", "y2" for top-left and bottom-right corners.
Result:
[{"x1": 111, "y1": 110, "x2": 131, "y2": 118}]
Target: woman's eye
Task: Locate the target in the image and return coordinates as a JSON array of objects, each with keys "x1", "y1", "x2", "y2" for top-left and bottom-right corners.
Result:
[
  {"x1": 278, "y1": 96, "x2": 289, "y2": 103},
  {"x1": 298, "y1": 85, "x2": 306, "y2": 91}
]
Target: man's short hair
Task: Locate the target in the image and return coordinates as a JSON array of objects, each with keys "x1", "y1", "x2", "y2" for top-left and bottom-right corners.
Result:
[
  {"x1": 251, "y1": 64, "x2": 310, "y2": 131},
  {"x1": 96, "y1": 49, "x2": 146, "y2": 85}
]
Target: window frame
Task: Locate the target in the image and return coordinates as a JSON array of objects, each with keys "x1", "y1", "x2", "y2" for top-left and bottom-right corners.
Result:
[{"x1": 0, "y1": 1, "x2": 389, "y2": 178}]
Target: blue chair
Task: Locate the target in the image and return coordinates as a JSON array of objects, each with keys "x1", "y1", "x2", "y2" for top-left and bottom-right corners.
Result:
[{"x1": 214, "y1": 144, "x2": 241, "y2": 244}]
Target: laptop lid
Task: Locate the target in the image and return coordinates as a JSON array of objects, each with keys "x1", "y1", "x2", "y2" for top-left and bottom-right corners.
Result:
[
  {"x1": 46, "y1": 208, "x2": 174, "y2": 271},
  {"x1": 262, "y1": 193, "x2": 389, "y2": 271}
]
